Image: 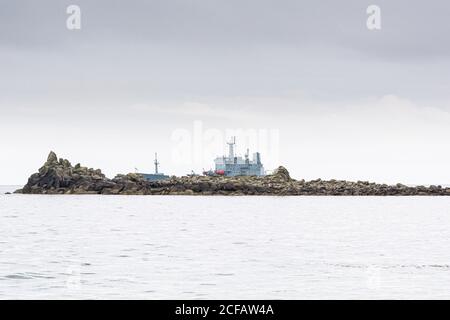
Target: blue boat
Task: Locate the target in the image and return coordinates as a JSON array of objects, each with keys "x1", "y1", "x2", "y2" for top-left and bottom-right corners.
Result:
[{"x1": 139, "y1": 153, "x2": 170, "y2": 181}]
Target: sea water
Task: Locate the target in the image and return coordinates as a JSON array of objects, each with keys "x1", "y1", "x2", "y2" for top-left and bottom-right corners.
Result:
[{"x1": 1, "y1": 185, "x2": 450, "y2": 299}]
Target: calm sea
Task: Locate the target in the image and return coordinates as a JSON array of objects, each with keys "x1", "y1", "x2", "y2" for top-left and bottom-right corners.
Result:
[{"x1": 1, "y1": 185, "x2": 450, "y2": 299}]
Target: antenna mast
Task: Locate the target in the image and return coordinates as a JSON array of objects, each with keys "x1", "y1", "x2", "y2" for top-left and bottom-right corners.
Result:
[
  {"x1": 154, "y1": 152, "x2": 159, "y2": 174},
  {"x1": 227, "y1": 136, "x2": 236, "y2": 159}
]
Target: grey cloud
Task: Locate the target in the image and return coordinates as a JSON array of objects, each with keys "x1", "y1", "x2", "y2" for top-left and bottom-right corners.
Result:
[
  {"x1": 1, "y1": 1, "x2": 450, "y2": 184},
  {"x1": 2, "y1": 0, "x2": 450, "y2": 59}
]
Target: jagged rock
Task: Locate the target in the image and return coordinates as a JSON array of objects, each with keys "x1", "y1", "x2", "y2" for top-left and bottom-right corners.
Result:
[
  {"x1": 18, "y1": 152, "x2": 111, "y2": 194},
  {"x1": 16, "y1": 152, "x2": 450, "y2": 196},
  {"x1": 46, "y1": 151, "x2": 58, "y2": 165},
  {"x1": 271, "y1": 166, "x2": 291, "y2": 181}
]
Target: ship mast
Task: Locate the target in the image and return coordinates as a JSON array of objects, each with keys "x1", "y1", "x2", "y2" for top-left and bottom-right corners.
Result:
[
  {"x1": 227, "y1": 136, "x2": 236, "y2": 159},
  {"x1": 154, "y1": 152, "x2": 159, "y2": 174}
]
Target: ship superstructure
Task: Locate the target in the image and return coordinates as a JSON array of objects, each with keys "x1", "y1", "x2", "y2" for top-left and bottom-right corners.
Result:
[
  {"x1": 212, "y1": 137, "x2": 265, "y2": 177},
  {"x1": 139, "y1": 153, "x2": 170, "y2": 181}
]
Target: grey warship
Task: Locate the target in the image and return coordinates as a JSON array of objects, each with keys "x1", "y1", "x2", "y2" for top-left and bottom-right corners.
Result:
[{"x1": 209, "y1": 137, "x2": 265, "y2": 177}]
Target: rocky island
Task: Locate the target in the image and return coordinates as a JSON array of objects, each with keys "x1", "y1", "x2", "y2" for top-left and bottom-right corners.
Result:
[{"x1": 14, "y1": 152, "x2": 450, "y2": 196}]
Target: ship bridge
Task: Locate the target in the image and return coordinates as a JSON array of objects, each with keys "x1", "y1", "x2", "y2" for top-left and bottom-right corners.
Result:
[{"x1": 214, "y1": 137, "x2": 265, "y2": 177}]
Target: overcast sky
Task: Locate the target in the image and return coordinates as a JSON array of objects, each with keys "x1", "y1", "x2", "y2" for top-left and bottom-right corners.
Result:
[{"x1": 1, "y1": 0, "x2": 450, "y2": 185}]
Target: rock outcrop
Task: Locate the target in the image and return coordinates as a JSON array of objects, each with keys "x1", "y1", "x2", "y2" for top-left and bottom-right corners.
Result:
[
  {"x1": 18, "y1": 151, "x2": 112, "y2": 194},
  {"x1": 15, "y1": 152, "x2": 450, "y2": 196}
]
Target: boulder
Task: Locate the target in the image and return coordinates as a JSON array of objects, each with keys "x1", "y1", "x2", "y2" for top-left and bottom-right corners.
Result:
[{"x1": 271, "y1": 166, "x2": 291, "y2": 181}]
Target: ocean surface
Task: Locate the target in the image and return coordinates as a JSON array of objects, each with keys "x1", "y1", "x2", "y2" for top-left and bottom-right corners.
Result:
[{"x1": 1, "y1": 185, "x2": 450, "y2": 299}]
